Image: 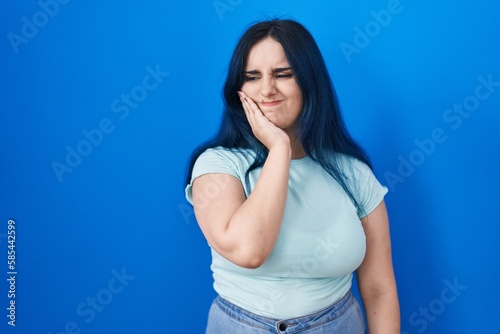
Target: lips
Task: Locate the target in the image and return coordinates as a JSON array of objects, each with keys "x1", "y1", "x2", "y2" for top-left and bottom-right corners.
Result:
[{"x1": 260, "y1": 100, "x2": 283, "y2": 107}]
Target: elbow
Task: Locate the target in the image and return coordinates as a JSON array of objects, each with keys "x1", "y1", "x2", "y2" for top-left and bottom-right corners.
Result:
[
  {"x1": 232, "y1": 248, "x2": 269, "y2": 269},
  {"x1": 358, "y1": 278, "x2": 398, "y2": 303},
  {"x1": 238, "y1": 256, "x2": 266, "y2": 269},
  {"x1": 214, "y1": 234, "x2": 275, "y2": 269}
]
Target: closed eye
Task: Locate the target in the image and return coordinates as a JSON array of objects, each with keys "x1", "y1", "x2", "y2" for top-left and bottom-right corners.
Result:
[
  {"x1": 244, "y1": 73, "x2": 293, "y2": 81},
  {"x1": 244, "y1": 67, "x2": 293, "y2": 82},
  {"x1": 244, "y1": 76, "x2": 260, "y2": 81},
  {"x1": 275, "y1": 73, "x2": 293, "y2": 79}
]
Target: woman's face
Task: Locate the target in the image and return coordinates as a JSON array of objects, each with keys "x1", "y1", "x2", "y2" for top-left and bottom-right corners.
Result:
[{"x1": 241, "y1": 37, "x2": 303, "y2": 135}]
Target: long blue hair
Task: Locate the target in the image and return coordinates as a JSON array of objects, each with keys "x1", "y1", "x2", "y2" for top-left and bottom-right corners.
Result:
[{"x1": 186, "y1": 19, "x2": 372, "y2": 212}]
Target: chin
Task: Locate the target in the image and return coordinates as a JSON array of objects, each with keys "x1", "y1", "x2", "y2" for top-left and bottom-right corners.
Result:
[{"x1": 267, "y1": 118, "x2": 283, "y2": 128}]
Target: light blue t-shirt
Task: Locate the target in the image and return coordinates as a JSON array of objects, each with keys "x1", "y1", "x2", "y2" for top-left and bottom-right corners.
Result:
[{"x1": 185, "y1": 147, "x2": 387, "y2": 319}]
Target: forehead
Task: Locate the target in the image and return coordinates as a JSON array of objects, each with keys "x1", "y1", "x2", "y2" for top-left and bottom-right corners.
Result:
[{"x1": 245, "y1": 37, "x2": 289, "y2": 69}]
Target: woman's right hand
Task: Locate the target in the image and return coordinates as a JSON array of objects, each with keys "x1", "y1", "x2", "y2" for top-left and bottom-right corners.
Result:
[{"x1": 238, "y1": 91, "x2": 290, "y2": 151}]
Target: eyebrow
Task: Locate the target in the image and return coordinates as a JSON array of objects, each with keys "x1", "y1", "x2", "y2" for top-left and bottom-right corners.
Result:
[{"x1": 244, "y1": 67, "x2": 292, "y2": 74}]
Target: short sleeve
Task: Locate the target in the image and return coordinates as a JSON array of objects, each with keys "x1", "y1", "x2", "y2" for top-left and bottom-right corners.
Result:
[
  {"x1": 184, "y1": 149, "x2": 241, "y2": 205},
  {"x1": 350, "y1": 159, "x2": 388, "y2": 218}
]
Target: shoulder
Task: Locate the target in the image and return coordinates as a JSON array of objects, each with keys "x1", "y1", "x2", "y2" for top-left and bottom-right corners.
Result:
[
  {"x1": 336, "y1": 154, "x2": 372, "y2": 179},
  {"x1": 196, "y1": 146, "x2": 256, "y2": 168},
  {"x1": 200, "y1": 146, "x2": 256, "y2": 160},
  {"x1": 337, "y1": 154, "x2": 388, "y2": 218},
  {"x1": 191, "y1": 146, "x2": 257, "y2": 182},
  {"x1": 186, "y1": 147, "x2": 255, "y2": 204}
]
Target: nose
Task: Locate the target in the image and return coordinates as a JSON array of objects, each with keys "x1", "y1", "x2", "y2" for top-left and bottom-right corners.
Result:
[{"x1": 260, "y1": 75, "x2": 276, "y2": 98}]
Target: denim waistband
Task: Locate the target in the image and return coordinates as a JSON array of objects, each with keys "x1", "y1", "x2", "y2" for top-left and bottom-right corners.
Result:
[{"x1": 214, "y1": 290, "x2": 355, "y2": 333}]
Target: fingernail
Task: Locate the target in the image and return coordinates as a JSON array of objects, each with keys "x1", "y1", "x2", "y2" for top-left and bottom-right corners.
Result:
[{"x1": 237, "y1": 91, "x2": 242, "y2": 97}]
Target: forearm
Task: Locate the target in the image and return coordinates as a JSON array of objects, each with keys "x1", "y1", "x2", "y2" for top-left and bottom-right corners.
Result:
[
  {"x1": 226, "y1": 144, "x2": 291, "y2": 266},
  {"x1": 362, "y1": 290, "x2": 400, "y2": 334}
]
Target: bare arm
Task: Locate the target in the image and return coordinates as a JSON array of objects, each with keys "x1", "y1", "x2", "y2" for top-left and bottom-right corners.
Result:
[
  {"x1": 192, "y1": 92, "x2": 291, "y2": 268},
  {"x1": 357, "y1": 200, "x2": 400, "y2": 333}
]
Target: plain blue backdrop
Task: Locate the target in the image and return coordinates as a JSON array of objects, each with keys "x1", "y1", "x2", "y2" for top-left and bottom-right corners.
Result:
[{"x1": 1, "y1": 0, "x2": 499, "y2": 333}]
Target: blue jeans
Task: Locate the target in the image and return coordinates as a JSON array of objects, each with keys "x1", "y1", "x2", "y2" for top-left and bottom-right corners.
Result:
[{"x1": 206, "y1": 290, "x2": 366, "y2": 333}]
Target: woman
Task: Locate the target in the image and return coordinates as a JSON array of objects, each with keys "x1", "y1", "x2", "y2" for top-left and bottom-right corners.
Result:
[{"x1": 185, "y1": 19, "x2": 399, "y2": 333}]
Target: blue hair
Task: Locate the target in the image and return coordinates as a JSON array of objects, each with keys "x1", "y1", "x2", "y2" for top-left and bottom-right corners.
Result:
[{"x1": 186, "y1": 19, "x2": 372, "y2": 212}]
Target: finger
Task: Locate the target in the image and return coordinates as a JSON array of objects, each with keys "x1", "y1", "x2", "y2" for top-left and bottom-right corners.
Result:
[
  {"x1": 240, "y1": 92, "x2": 266, "y2": 126},
  {"x1": 239, "y1": 95, "x2": 252, "y2": 122},
  {"x1": 245, "y1": 101, "x2": 258, "y2": 130},
  {"x1": 238, "y1": 91, "x2": 251, "y2": 114},
  {"x1": 239, "y1": 92, "x2": 276, "y2": 136},
  {"x1": 239, "y1": 91, "x2": 257, "y2": 125},
  {"x1": 242, "y1": 93, "x2": 263, "y2": 117}
]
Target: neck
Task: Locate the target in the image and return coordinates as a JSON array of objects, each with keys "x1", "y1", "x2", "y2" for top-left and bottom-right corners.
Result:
[{"x1": 287, "y1": 132, "x2": 306, "y2": 159}]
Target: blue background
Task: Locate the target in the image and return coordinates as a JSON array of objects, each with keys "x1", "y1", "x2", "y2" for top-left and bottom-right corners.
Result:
[{"x1": 1, "y1": 0, "x2": 499, "y2": 333}]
